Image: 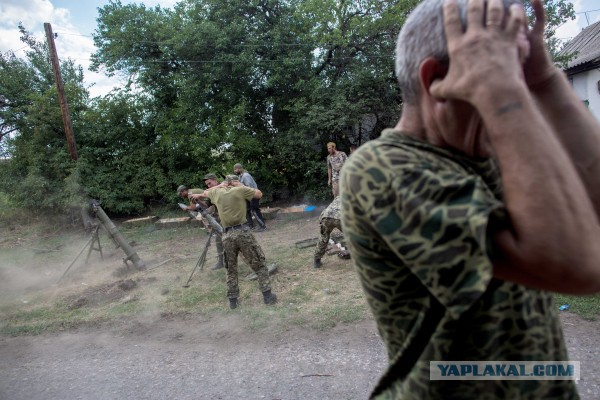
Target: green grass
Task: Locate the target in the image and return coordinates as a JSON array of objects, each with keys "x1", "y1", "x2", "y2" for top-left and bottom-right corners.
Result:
[
  {"x1": 106, "y1": 300, "x2": 140, "y2": 316},
  {"x1": 287, "y1": 282, "x2": 311, "y2": 302},
  {"x1": 554, "y1": 293, "x2": 600, "y2": 320},
  {"x1": 0, "y1": 214, "x2": 367, "y2": 336},
  {"x1": 4, "y1": 210, "x2": 600, "y2": 338},
  {"x1": 0, "y1": 303, "x2": 95, "y2": 336}
]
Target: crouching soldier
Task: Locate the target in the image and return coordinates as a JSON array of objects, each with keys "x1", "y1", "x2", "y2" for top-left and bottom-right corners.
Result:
[{"x1": 313, "y1": 196, "x2": 347, "y2": 268}]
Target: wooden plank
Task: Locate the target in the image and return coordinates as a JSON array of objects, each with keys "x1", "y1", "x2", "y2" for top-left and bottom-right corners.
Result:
[
  {"x1": 123, "y1": 216, "x2": 159, "y2": 226},
  {"x1": 155, "y1": 217, "x2": 191, "y2": 230},
  {"x1": 245, "y1": 263, "x2": 278, "y2": 281},
  {"x1": 295, "y1": 237, "x2": 319, "y2": 248}
]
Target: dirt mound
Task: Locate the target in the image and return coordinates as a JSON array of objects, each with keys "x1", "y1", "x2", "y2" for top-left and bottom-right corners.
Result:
[{"x1": 66, "y1": 278, "x2": 156, "y2": 309}]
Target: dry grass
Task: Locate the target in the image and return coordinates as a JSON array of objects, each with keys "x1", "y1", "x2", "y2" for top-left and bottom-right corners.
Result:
[{"x1": 0, "y1": 212, "x2": 369, "y2": 336}]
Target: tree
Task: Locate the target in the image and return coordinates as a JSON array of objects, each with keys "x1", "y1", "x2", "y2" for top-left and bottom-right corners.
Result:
[
  {"x1": 0, "y1": 25, "x2": 88, "y2": 211},
  {"x1": 2, "y1": 0, "x2": 575, "y2": 216}
]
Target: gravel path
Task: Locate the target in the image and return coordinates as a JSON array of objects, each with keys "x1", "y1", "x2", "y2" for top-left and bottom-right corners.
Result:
[
  {"x1": 0, "y1": 316, "x2": 386, "y2": 400},
  {"x1": 0, "y1": 313, "x2": 597, "y2": 400}
]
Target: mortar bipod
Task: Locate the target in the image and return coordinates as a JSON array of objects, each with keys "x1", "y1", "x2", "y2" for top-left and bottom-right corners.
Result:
[
  {"x1": 182, "y1": 230, "x2": 215, "y2": 288},
  {"x1": 57, "y1": 225, "x2": 103, "y2": 283}
]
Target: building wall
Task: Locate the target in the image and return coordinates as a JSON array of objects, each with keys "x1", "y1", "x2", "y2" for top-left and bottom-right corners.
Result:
[{"x1": 571, "y1": 68, "x2": 600, "y2": 121}]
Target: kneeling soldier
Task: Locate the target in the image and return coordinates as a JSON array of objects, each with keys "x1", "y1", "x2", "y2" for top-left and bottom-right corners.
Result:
[{"x1": 313, "y1": 196, "x2": 345, "y2": 268}]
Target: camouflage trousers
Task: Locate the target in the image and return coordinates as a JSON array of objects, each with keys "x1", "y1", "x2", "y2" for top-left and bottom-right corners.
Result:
[
  {"x1": 214, "y1": 233, "x2": 224, "y2": 258},
  {"x1": 222, "y1": 230, "x2": 271, "y2": 299},
  {"x1": 195, "y1": 214, "x2": 224, "y2": 259},
  {"x1": 332, "y1": 180, "x2": 340, "y2": 197},
  {"x1": 314, "y1": 217, "x2": 343, "y2": 259}
]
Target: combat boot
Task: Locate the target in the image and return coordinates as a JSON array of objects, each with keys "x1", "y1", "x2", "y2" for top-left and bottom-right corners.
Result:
[
  {"x1": 229, "y1": 298, "x2": 238, "y2": 309},
  {"x1": 211, "y1": 254, "x2": 225, "y2": 270},
  {"x1": 262, "y1": 290, "x2": 277, "y2": 305},
  {"x1": 313, "y1": 258, "x2": 322, "y2": 269}
]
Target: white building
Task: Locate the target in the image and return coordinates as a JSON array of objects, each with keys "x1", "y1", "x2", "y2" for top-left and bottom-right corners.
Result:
[{"x1": 559, "y1": 20, "x2": 600, "y2": 121}]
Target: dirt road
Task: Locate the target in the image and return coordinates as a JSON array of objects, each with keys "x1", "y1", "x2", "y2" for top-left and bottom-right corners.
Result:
[
  {"x1": 0, "y1": 315, "x2": 386, "y2": 400},
  {"x1": 1, "y1": 312, "x2": 598, "y2": 400},
  {"x1": 1, "y1": 214, "x2": 598, "y2": 399}
]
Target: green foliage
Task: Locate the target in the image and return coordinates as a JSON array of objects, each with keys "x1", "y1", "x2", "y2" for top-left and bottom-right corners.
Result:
[
  {"x1": 1, "y1": 0, "x2": 575, "y2": 215},
  {"x1": 522, "y1": 0, "x2": 575, "y2": 59},
  {"x1": 0, "y1": 190, "x2": 15, "y2": 220},
  {"x1": 0, "y1": 26, "x2": 87, "y2": 212}
]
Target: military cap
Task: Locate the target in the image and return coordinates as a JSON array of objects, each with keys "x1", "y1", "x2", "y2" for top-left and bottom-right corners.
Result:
[
  {"x1": 176, "y1": 185, "x2": 188, "y2": 194},
  {"x1": 226, "y1": 174, "x2": 239, "y2": 182},
  {"x1": 203, "y1": 173, "x2": 218, "y2": 180}
]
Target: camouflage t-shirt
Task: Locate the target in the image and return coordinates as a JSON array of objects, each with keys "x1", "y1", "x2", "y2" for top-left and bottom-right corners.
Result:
[
  {"x1": 327, "y1": 151, "x2": 348, "y2": 182},
  {"x1": 320, "y1": 196, "x2": 342, "y2": 221},
  {"x1": 340, "y1": 129, "x2": 578, "y2": 400}
]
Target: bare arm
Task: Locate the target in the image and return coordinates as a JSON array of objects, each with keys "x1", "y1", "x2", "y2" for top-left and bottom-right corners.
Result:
[
  {"x1": 524, "y1": 0, "x2": 600, "y2": 215},
  {"x1": 188, "y1": 182, "x2": 227, "y2": 202},
  {"x1": 183, "y1": 201, "x2": 197, "y2": 211},
  {"x1": 228, "y1": 180, "x2": 262, "y2": 199},
  {"x1": 188, "y1": 191, "x2": 209, "y2": 201},
  {"x1": 431, "y1": 0, "x2": 600, "y2": 294},
  {"x1": 186, "y1": 197, "x2": 208, "y2": 211}
]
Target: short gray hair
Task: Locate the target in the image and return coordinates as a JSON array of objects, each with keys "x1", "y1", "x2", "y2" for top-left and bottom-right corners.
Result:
[{"x1": 395, "y1": 0, "x2": 519, "y2": 104}]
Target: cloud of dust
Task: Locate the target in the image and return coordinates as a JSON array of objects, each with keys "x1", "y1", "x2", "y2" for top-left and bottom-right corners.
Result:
[{"x1": 0, "y1": 234, "x2": 123, "y2": 305}]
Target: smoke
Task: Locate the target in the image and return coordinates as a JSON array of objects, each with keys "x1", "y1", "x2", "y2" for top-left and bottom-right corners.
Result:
[{"x1": 0, "y1": 232, "x2": 122, "y2": 305}]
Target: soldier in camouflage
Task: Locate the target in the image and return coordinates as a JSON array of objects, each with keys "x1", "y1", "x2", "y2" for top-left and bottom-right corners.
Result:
[
  {"x1": 313, "y1": 196, "x2": 343, "y2": 269},
  {"x1": 340, "y1": 0, "x2": 600, "y2": 399},
  {"x1": 189, "y1": 175, "x2": 277, "y2": 309},
  {"x1": 326, "y1": 142, "x2": 347, "y2": 198}
]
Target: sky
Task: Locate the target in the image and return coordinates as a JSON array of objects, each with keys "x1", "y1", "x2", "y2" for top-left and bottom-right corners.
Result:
[
  {"x1": 0, "y1": 0, "x2": 178, "y2": 97},
  {"x1": 1, "y1": 0, "x2": 599, "y2": 98}
]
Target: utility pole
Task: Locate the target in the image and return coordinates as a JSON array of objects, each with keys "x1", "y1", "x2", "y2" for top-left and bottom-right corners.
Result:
[{"x1": 44, "y1": 22, "x2": 78, "y2": 161}]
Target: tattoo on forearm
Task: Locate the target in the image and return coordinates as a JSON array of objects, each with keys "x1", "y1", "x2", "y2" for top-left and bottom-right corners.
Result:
[{"x1": 496, "y1": 101, "x2": 523, "y2": 115}]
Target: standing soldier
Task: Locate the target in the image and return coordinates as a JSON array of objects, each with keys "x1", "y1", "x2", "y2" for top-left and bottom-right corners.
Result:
[
  {"x1": 233, "y1": 163, "x2": 267, "y2": 232},
  {"x1": 177, "y1": 184, "x2": 224, "y2": 270},
  {"x1": 326, "y1": 142, "x2": 347, "y2": 198},
  {"x1": 189, "y1": 175, "x2": 277, "y2": 309}
]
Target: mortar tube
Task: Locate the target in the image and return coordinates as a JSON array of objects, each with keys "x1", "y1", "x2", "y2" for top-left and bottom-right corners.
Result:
[{"x1": 93, "y1": 205, "x2": 146, "y2": 270}]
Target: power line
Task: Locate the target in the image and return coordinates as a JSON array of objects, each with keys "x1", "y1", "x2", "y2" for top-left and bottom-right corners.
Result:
[
  {"x1": 3, "y1": 45, "x2": 29, "y2": 54},
  {"x1": 52, "y1": 9, "x2": 600, "y2": 48},
  {"x1": 53, "y1": 30, "x2": 328, "y2": 48},
  {"x1": 27, "y1": 8, "x2": 600, "y2": 57},
  {"x1": 575, "y1": 8, "x2": 600, "y2": 15},
  {"x1": 63, "y1": 55, "x2": 393, "y2": 64}
]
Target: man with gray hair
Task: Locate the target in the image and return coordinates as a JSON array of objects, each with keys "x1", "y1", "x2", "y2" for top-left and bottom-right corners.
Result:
[
  {"x1": 233, "y1": 163, "x2": 267, "y2": 232},
  {"x1": 341, "y1": 0, "x2": 600, "y2": 398}
]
